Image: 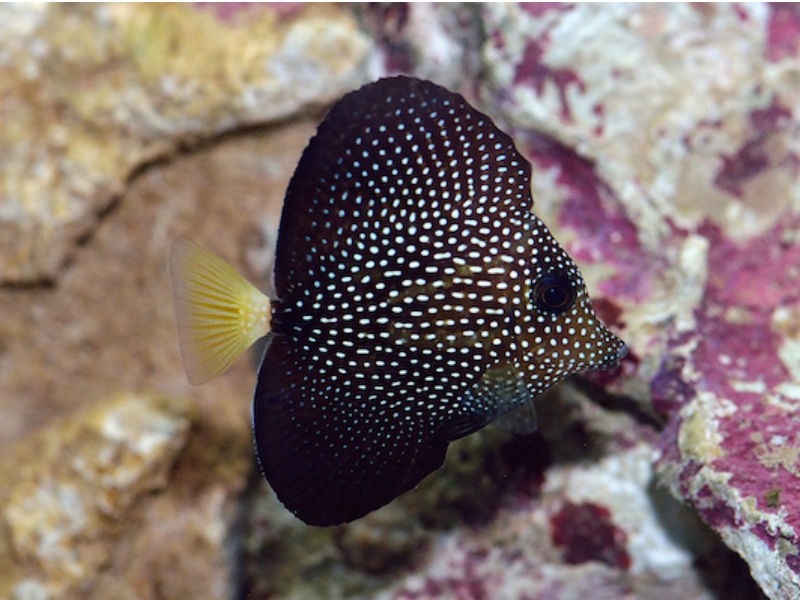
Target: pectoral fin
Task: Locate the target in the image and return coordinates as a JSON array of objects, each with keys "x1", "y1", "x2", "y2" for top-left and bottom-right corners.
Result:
[{"x1": 434, "y1": 364, "x2": 534, "y2": 443}]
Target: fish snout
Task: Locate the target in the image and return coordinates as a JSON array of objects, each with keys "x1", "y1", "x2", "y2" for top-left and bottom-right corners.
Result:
[{"x1": 600, "y1": 334, "x2": 628, "y2": 370}]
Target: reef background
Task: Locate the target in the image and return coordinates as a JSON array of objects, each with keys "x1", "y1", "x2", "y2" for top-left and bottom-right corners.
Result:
[{"x1": 1, "y1": 4, "x2": 798, "y2": 599}]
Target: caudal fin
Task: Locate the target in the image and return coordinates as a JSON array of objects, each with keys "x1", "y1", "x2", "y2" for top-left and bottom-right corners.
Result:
[{"x1": 169, "y1": 237, "x2": 271, "y2": 385}]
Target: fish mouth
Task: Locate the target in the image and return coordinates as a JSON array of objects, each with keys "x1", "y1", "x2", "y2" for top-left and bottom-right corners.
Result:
[
  {"x1": 580, "y1": 334, "x2": 628, "y2": 371},
  {"x1": 600, "y1": 337, "x2": 628, "y2": 370}
]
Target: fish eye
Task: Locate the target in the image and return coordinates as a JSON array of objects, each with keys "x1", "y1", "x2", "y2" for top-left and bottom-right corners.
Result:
[{"x1": 532, "y1": 270, "x2": 577, "y2": 315}]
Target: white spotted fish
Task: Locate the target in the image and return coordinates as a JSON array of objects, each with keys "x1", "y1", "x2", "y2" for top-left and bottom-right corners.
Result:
[{"x1": 169, "y1": 76, "x2": 627, "y2": 526}]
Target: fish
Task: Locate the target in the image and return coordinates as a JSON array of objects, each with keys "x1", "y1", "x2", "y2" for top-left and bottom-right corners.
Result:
[{"x1": 169, "y1": 76, "x2": 627, "y2": 526}]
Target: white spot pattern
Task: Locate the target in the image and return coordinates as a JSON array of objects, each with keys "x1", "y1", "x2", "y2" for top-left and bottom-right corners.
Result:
[{"x1": 253, "y1": 76, "x2": 626, "y2": 526}]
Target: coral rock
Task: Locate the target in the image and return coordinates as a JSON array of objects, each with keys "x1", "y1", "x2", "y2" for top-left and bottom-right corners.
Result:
[
  {"x1": 0, "y1": 3, "x2": 372, "y2": 283},
  {"x1": 0, "y1": 392, "x2": 191, "y2": 599},
  {"x1": 482, "y1": 4, "x2": 800, "y2": 598}
]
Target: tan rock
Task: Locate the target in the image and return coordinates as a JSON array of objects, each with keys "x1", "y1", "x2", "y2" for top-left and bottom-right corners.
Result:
[
  {"x1": 0, "y1": 3, "x2": 372, "y2": 283},
  {"x1": 0, "y1": 392, "x2": 192, "y2": 599}
]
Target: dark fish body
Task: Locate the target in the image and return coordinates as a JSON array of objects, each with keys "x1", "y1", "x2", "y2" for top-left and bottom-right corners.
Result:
[{"x1": 252, "y1": 77, "x2": 626, "y2": 525}]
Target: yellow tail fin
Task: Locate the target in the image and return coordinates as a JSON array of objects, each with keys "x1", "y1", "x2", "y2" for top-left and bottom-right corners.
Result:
[{"x1": 169, "y1": 237, "x2": 271, "y2": 385}]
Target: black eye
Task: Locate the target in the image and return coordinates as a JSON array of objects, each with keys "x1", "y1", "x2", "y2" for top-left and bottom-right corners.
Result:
[{"x1": 533, "y1": 270, "x2": 577, "y2": 315}]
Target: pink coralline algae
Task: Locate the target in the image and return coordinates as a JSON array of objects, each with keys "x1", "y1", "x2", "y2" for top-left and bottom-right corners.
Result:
[
  {"x1": 651, "y1": 119, "x2": 800, "y2": 599},
  {"x1": 766, "y1": 3, "x2": 800, "y2": 62},
  {"x1": 194, "y1": 2, "x2": 303, "y2": 23},
  {"x1": 513, "y1": 40, "x2": 585, "y2": 122},
  {"x1": 714, "y1": 100, "x2": 797, "y2": 198},
  {"x1": 550, "y1": 501, "x2": 631, "y2": 570},
  {"x1": 480, "y1": 3, "x2": 800, "y2": 598}
]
